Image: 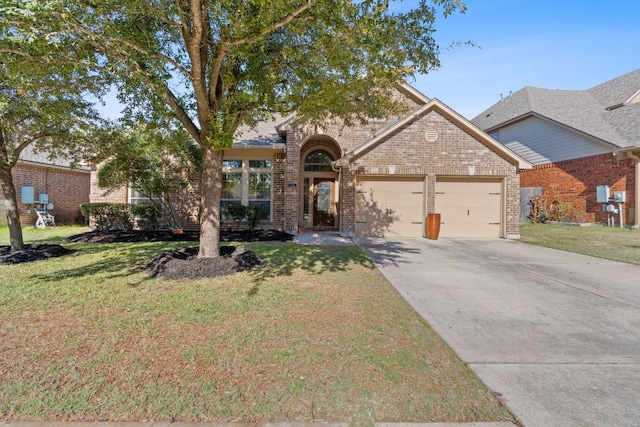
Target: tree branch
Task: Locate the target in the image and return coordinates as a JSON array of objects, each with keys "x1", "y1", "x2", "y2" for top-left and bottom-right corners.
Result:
[
  {"x1": 208, "y1": 42, "x2": 228, "y2": 112},
  {"x1": 62, "y1": 13, "x2": 192, "y2": 79},
  {"x1": 10, "y1": 129, "x2": 67, "y2": 168},
  {"x1": 207, "y1": 0, "x2": 316, "y2": 113},
  {"x1": 183, "y1": 0, "x2": 211, "y2": 128},
  {"x1": 226, "y1": 0, "x2": 317, "y2": 47},
  {"x1": 132, "y1": 62, "x2": 202, "y2": 144}
]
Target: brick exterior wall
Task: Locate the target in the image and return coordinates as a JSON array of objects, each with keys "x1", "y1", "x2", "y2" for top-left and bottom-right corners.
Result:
[
  {"x1": 520, "y1": 153, "x2": 636, "y2": 224},
  {"x1": 271, "y1": 152, "x2": 286, "y2": 230},
  {"x1": 88, "y1": 89, "x2": 523, "y2": 237},
  {"x1": 346, "y1": 109, "x2": 521, "y2": 237},
  {"x1": 89, "y1": 166, "x2": 128, "y2": 204},
  {"x1": 89, "y1": 151, "x2": 286, "y2": 231},
  {"x1": 280, "y1": 106, "x2": 521, "y2": 237},
  {"x1": 1, "y1": 163, "x2": 89, "y2": 226}
]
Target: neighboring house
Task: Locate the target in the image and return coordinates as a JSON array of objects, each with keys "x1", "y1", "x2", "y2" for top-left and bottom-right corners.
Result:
[
  {"x1": 1, "y1": 145, "x2": 91, "y2": 226},
  {"x1": 472, "y1": 69, "x2": 640, "y2": 227},
  {"x1": 90, "y1": 84, "x2": 531, "y2": 238}
]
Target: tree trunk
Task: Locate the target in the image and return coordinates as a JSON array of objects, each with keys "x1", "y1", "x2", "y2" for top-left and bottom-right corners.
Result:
[
  {"x1": 198, "y1": 143, "x2": 223, "y2": 258},
  {"x1": 0, "y1": 169, "x2": 25, "y2": 252}
]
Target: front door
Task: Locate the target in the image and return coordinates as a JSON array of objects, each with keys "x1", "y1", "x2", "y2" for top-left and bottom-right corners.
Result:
[{"x1": 313, "y1": 178, "x2": 335, "y2": 227}]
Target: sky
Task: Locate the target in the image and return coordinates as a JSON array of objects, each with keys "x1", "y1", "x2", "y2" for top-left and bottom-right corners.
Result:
[
  {"x1": 411, "y1": 0, "x2": 640, "y2": 119},
  {"x1": 97, "y1": 1, "x2": 640, "y2": 121}
]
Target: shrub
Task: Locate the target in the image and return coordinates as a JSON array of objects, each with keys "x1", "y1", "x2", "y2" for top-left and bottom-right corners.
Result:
[
  {"x1": 528, "y1": 195, "x2": 547, "y2": 223},
  {"x1": 548, "y1": 198, "x2": 575, "y2": 223},
  {"x1": 131, "y1": 203, "x2": 161, "y2": 231},
  {"x1": 224, "y1": 203, "x2": 263, "y2": 230},
  {"x1": 246, "y1": 205, "x2": 263, "y2": 230},
  {"x1": 528, "y1": 194, "x2": 582, "y2": 224},
  {"x1": 80, "y1": 203, "x2": 133, "y2": 231},
  {"x1": 225, "y1": 204, "x2": 247, "y2": 222}
]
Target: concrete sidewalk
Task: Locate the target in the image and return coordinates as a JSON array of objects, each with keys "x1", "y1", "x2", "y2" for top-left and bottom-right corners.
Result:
[
  {"x1": 356, "y1": 237, "x2": 640, "y2": 427},
  {"x1": 293, "y1": 231, "x2": 355, "y2": 246},
  {"x1": 1, "y1": 422, "x2": 515, "y2": 427}
]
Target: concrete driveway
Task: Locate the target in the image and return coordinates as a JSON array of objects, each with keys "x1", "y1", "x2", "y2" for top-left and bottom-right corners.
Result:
[{"x1": 355, "y1": 237, "x2": 640, "y2": 427}]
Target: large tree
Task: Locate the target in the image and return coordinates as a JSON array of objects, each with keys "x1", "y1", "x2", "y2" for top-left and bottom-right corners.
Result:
[
  {"x1": 1, "y1": 2, "x2": 114, "y2": 251},
  {"x1": 0, "y1": 66, "x2": 107, "y2": 252},
  {"x1": 6, "y1": 0, "x2": 466, "y2": 257}
]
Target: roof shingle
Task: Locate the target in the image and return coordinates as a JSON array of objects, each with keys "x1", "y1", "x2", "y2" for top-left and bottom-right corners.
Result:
[{"x1": 471, "y1": 69, "x2": 640, "y2": 149}]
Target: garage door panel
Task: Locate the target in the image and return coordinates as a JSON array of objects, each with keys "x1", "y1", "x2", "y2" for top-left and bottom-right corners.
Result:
[
  {"x1": 370, "y1": 192, "x2": 422, "y2": 205},
  {"x1": 440, "y1": 207, "x2": 500, "y2": 222},
  {"x1": 436, "y1": 180, "x2": 502, "y2": 238},
  {"x1": 436, "y1": 197, "x2": 499, "y2": 209},
  {"x1": 438, "y1": 181, "x2": 501, "y2": 193},
  {"x1": 356, "y1": 178, "x2": 424, "y2": 237},
  {"x1": 440, "y1": 222, "x2": 501, "y2": 238}
]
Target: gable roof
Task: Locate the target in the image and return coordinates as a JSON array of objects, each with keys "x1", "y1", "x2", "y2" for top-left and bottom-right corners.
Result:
[
  {"x1": 223, "y1": 81, "x2": 433, "y2": 149},
  {"x1": 472, "y1": 69, "x2": 640, "y2": 149},
  {"x1": 232, "y1": 114, "x2": 288, "y2": 148},
  {"x1": 19, "y1": 145, "x2": 91, "y2": 172},
  {"x1": 336, "y1": 98, "x2": 531, "y2": 170},
  {"x1": 228, "y1": 83, "x2": 532, "y2": 170}
]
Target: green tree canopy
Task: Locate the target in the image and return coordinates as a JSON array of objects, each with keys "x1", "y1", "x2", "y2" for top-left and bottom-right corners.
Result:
[
  {"x1": 0, "y1": 18, "x2": 110, "y2": 251},
  {"x1": 97, "y1": 125, "x2": 202, "y2": 228},
  {"x1": 4, "y1": 0, "x2": 466, "y2": 257}
]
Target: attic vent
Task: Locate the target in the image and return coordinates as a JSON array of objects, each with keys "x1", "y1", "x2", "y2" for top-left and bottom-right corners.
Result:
[
  {"x1": 607, "y1": 89, "x2": 640, "y2": 110},
  {"x1": 606, "y1": 103, "x2": 624, "y2": 111},
  {"x1": 424, "y1": 128, "x2": 438, "y2": 142}
]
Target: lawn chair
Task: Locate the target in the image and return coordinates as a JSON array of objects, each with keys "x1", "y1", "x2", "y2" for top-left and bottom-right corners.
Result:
[{"x1": 35, "y1": 206, "x2": 55, "y2": 228}]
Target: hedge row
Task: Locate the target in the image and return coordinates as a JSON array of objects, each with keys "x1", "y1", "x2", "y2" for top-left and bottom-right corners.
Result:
[{"x1": 80, "y1": 203, "x2": 161, "y2": 231}]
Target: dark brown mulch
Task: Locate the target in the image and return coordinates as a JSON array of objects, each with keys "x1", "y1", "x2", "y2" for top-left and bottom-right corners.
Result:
[
  {"x1": 65, "y1": 229, "x2": 199, "y2": 244},
  {"x1": 65, "y1": 229, "x2": 294, "y2": 244},
  {"x1": 144, "y1": 245, "x2": 264, "y2": 280},
  {"x1": 0, "y1": 244, "x2": 74, "y2": 265},
  {"x1": 2, "y1": 229, "x2": 289, "y2": 276}
]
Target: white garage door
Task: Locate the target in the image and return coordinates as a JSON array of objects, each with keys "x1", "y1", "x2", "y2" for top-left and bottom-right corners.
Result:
[
  {"x1": 435, "y1": 179, "x2": 502, "y2": 238},
  {"x1": 356, "y1": 177, "x2": 424, "y2": 237}
]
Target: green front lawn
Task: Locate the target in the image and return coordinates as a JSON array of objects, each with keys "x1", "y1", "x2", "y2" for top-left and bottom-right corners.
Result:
[
  {"x1": 520, "y1": 223, "x2": 640, "y2": 265},
  {"x1": 0, "y1": 225, "x2": 91, "y2": 246},
  {"x1": 0, "y1": 226, "x2": 510, "y2": 423}
]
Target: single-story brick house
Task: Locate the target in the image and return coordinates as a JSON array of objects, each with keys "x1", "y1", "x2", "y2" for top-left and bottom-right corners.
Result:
[
  {"x1": 91, "y1": 84, "x2": 531, "y2": 238},
  {"x1": 1, "y1": 146, "x2": 90, "y2": 227},
  {"x1": 472, "y1": 69, "x2": 640, "y2": 227}
]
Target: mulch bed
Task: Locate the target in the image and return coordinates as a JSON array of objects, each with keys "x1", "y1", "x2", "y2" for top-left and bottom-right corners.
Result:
[
  {"x1": 0, "y1": 229, "x2": 294, "y2": 279},
  {"x1": 65, "y1": 229, "x2": 294, "y2": 244},
  {"x1": 0, "y1": 244, "x2": 74, "y2": 265},
  {"x1": 144, "y1": 245, "x2": 264, "y2": 280}
]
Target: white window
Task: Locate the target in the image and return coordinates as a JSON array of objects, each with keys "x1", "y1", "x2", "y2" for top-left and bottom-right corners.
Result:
[
  {"x1": 221, "y1": 160, "x2": 243, "y2": 216},
  {"x1": 130, "y1": 188, "x2": 161, "y2": 206},
  {"x1": 222, "y1": 158, "x2": 272, "y2": 220}
]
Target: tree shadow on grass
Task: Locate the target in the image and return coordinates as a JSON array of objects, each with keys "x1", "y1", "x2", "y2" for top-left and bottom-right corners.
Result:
[
  {"x1": 244, "y1": 242, "x2": 374, "y2": 296},
  {"x1": 246, "y1": 242, "x2": 363, "y2": 277},
  {"x1": 353, "y1": 238, "x2": 424, "y2": 269},
  {"x1": 29, "y1": 237, "x2": 424, "y2": 292},
  {"x1": 244, "y1": 239, "x2": 424, "y2": 299},
  {"x1": 32, "y1": 241, "x2": 193, "y2": 285}
]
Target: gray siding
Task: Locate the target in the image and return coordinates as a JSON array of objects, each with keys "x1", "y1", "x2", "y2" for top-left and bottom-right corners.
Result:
[{"x1": 497, "y1": 116, "x2": 611, "y2": 165}]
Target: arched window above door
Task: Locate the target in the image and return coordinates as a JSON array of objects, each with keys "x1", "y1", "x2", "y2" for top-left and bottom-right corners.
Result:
[{"x1": 304, "y1": 150, "x2": 334, "y2": 172}]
